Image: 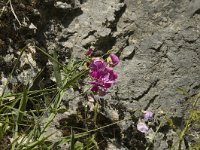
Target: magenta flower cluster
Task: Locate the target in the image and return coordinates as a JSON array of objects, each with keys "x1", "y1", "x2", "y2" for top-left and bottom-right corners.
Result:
[{"x1": 88, "y1": 53, "x2": 119, "y2": 96}]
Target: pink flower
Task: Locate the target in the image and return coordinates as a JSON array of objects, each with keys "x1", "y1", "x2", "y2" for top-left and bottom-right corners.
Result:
[
  {"x1": 85, "y1": 48, "x2": 93, "y2": 56},
  {"x1": 109, "y1": 53, "x2": 119, "y2": 66},
  {"x1": 89, "y1": 58, "x2": 106, "y2": 73},
  {"x1": 143, "y1": 111, "x2": 154, "y2": 120},
  {"x1": 88, "y1": 58, "x2": 118, "y2": 96},
  {"x1": 137, "y1": 122, "x2": 149, "y2": 133}
]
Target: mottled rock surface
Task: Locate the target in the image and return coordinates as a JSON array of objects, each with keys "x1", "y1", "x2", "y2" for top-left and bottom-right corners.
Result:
[{"x1": 0, "y1": 0, "x2": 200, "y2": 149}]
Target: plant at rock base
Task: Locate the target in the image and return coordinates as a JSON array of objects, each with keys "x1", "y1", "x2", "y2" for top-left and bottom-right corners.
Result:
[{"x1": 88, "y1": 53, "x2": 119, "y2": 96}]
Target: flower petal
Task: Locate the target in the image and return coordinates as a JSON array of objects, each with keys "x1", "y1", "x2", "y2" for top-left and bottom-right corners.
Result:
[
  {"x1": 143, "y1": 111, "x2": 154, "y2": 120},
  {"x1": 91, "y1": 85, "x2": 99, "y2": 92},
  {"x1": 109, "y1": 53, "x2": 119, "y2": 66},
  {"x1": 137, "y1": 122, "x2": 149, "y2": 133}
]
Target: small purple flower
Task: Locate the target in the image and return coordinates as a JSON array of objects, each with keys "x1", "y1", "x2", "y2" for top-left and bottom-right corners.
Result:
[
  {"x1": 85, "y1": 48, "x2": 93, "y2": 56},
  {"x1": 143, "y1": 111, "x2": 154, "y2": 120},
  {"x1": 109, "y1": 53, "x2": 119, "y2": 66},
  {"x1": 137, "y1": 122, "x2": 149, "y2": 133}
]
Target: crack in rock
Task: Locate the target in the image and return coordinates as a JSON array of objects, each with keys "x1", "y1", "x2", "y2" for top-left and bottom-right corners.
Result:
[{"x1": 133, "y1": 79, "x2": 159, "y2": 101}]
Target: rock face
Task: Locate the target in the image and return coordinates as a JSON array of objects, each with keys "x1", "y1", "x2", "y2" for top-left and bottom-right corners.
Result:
[{"x1": 0, "y1": 0, "x2": 200, "y2": 149}]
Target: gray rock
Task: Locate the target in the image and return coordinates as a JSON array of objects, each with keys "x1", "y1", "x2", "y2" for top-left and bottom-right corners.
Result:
[
  {"x1": 120, "y1": 45, "x2": 135, "y2": 60},
  {"x1": 54, "y1": 2, "x2": 72, "y2": 9},
  {"x1": 187, "y1": 0, "x2": 200, "y2": 16},
  {"x1": 2, "y1": 0, "x2": 200, "y2": 149},
  {"x1": 181, "y1": 28, "x2": 199, "y2": 42},
  {"x1": 81, "y1": 35, "x2": 96, "y2": 46}
]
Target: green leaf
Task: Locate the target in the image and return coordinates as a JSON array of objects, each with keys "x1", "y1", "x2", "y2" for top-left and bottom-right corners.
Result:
[
  {"x1": 70, "y1": 128, "x2": 75, "y2": 150},
  {"x1": 189, "y1": 142, "x2": 200, "y2": 150},
  {"x1": 17, "y1": 84, "x2": 29, "y2": 123},
  {"x1": 74, "y1": 141, "x2": 84, "y2": 150},
  {"x1": 57, "y1": 108, "x2": 68, "y2": 113},
  {"x1": 165, "y1": 117, "x2": 176, "y2": 129},
  {"x1": 176, "y1": 87, "x2": 190, "y2": 97},
  {"x1": 52, "y1": 51, "x2": 62, "y2": 88},
  {"x1": 89, "y1": 134, "x2": 98, "y2": 149}
]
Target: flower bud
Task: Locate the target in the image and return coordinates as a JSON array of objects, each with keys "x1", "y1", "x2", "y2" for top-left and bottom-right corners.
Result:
[
  {"x1": 109, "y1": 53, "x2": 119, "y2": 66},
  {"x1": 85, "y1": 48, "x2": 93, "y2": 56}
]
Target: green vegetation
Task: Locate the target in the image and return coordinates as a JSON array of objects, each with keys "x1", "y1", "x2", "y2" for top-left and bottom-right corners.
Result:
[
  {"x1": 0, "y1": 45, "x2": 91, "y2": 149},
  {"x1": 166, "y1": 88, "x2": 200, "y2": 150},
  {"x1": 0, "y1": 45, "x2": 199, "y2": 150},
  {"x1": 0, "y1": 45, "x2": 123, "y2": 150}
]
